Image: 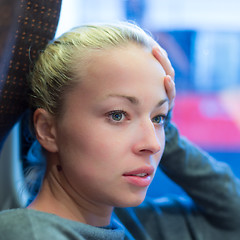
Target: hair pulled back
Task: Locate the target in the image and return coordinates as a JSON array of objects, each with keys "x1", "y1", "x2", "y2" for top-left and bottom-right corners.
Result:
[{"x1": 29, "y1": 22, "x2": 155, "y2": 118}]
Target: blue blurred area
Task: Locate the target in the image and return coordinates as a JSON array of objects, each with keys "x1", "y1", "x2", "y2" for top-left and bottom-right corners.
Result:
[
  {"x1": 147, "y1": 167, "x2": 187, "y2": 198},
  {"x1": 147, "y1": 151, "x2": 240, "y2": 198},
  {"x1": 209, "y1": 151, "x2": 240, "y2": 177}
]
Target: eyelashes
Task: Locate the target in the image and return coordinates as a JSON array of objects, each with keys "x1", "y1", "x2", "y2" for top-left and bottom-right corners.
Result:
[
  {"x1": 106, "y1": 110, "x2": 167, "y2": 126},
  {"x1": 152, "y1": 115, "x2": 167, "y2": 126},
  {"x1": 106, "y1": 110, "x2": 127, "y2": 123}
]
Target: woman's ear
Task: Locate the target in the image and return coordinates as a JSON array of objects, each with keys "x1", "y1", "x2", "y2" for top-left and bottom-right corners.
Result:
[{"x1": 33, "y1": 108, "x2": 58, "y2": 153}]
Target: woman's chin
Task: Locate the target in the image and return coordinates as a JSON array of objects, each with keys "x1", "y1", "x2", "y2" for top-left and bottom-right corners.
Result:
[{"x1": 113, "y1": 193, "x2": 147, "y2": 208}]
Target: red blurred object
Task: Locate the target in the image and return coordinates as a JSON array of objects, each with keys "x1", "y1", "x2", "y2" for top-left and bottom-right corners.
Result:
[{"x1": 172, "y1": 93, "x2": 240, "y2": 151}]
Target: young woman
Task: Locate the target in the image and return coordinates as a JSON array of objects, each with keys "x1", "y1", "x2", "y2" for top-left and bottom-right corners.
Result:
[
  {"x1": 0, "y1": 22, "x2": 240, "y2": 240},
  {"x1": 28, "y1": 22, "x2": 171, "y2": 225}
]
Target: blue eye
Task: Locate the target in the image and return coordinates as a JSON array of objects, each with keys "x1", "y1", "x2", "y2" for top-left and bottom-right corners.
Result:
[
  {"x1": 152, "y1": 115, "x2": 166, "y2": 125},
  {"x1": 108, "y1": 110, "x2": 126, "y2": 122}
]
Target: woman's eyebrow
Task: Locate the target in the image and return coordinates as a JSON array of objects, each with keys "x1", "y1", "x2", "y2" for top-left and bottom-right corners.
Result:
[
  {"x1": 107, "y1": 94, "x2": 139, "y2": 105},
  {"x1": 156, "y1": 98, "x2": 169, "y2": 108},
  {"x1": 106, "y1": 94, "x2": 169, "y2": 107}
]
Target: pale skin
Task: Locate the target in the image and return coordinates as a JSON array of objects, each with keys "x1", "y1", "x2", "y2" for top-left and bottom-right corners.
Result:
[{"x1": 28, "y1": 44, "x2": 175, "y2": 227}]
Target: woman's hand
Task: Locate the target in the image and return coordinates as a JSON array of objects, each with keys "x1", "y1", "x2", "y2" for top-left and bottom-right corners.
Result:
[{"x1": 152, "y1": 46, "x2": 176, "y2": 111}]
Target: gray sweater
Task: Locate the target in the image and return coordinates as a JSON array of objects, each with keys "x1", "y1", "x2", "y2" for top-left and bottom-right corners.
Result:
[{"x1": 0, "y1": 123, "x2": 240, "y2": 239}]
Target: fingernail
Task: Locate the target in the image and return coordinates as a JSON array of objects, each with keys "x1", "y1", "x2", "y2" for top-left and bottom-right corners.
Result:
[
  {"x1": 157, "y1": 47, "x2": 163, "y2": 55},
  {"x1": 153, "y1": 46, "x2": 162, "y2": 55},
  {"x1": 166, "y1": 76, "x2": 175, "y2": 88}
]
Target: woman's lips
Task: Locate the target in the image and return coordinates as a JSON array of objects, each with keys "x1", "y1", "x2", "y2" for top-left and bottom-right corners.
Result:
[{"x1": 123, "y1": 166, "x2": 154, "y2": 187}]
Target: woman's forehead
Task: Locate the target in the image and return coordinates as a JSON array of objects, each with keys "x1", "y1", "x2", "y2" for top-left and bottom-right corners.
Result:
[
  {"x1": 68, "y1": 44, "x2": 166, "y2": 102},
  {"x1": 73, "y1": 44, "x2": 153, "y2": 77}
]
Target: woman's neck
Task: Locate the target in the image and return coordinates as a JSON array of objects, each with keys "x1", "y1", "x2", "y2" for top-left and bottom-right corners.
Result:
[{"x1": 27, "y1": 172, "x2": 113, "y2": 227}]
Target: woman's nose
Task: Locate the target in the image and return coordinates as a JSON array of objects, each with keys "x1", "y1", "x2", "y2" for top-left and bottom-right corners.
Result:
[{"x1": 132, "y1": 121, "x2": 162, "y2": 155}]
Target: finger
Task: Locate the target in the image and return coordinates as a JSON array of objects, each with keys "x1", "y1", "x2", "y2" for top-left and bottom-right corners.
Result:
[
  {"x1": 152, "y1": 46, "x2": 175, "y2": 80},
  {"x1": 164, "y1": 75, "x2": 176, "y2": 110}
]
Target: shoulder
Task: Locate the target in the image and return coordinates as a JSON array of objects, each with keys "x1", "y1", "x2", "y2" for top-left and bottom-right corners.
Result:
[
  {"x1": 0, "y1": 208, "x2": 55, "y2": 227},
  {"x1": 0, "y1": 208, "x2": 76, "y2": 239},
  {"x1": 0, "y1": 209, "x2": 36, "y2": 239},
  {"x1": 0, "y1": 208, "x2": 56, "y2": 225},
  {"x1": 0, "y1": 208, "x2": 31, "y2": 224},
  {"x1": 0, "y1": 209, "x2": 126, "y2": 240}
]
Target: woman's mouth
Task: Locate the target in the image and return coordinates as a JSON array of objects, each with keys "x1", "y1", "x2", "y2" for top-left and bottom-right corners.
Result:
[
  {"x1": 123, "y1": 166, "x2": 154, "y2": 187},
  {"x1": 130, "y1": 173, "x2": 148, "y2": 177}
]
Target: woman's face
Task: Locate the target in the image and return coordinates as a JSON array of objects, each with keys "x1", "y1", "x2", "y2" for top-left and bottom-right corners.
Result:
[{"x1": 54, "y1": 44, "x2": 169, "y2": 209}]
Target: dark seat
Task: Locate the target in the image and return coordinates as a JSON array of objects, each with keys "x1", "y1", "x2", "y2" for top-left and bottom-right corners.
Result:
[
  {"x1": 0, "y1": 0, "x2": 62, "y2": 210},
  {"x1": 0, "y1": 0, "x2": 62, "y2": 149}
]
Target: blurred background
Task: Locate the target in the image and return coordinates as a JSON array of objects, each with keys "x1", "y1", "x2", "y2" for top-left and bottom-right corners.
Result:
[
  {"x1": 54, "y1": 0, "x2": 240, "y2": 197},
  {"x1": 1, "y1": 0, "x2": 240, "y2": 201}
]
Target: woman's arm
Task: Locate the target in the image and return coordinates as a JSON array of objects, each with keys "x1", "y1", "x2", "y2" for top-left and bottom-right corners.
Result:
[
  {"x1": 161, "y1": 122, "x2": 240, "y2": 230},
  {"x1": 153, "y1": 46, "x2": 240, "y2": 229},
  {"x1": 155, "y1": 46, "x2": 240, "y2": 236}
]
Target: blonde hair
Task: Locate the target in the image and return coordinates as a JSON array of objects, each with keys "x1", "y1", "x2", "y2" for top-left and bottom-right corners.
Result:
[{"x1": 29, "y1": 22, "x2": 156, "y2": 117}]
